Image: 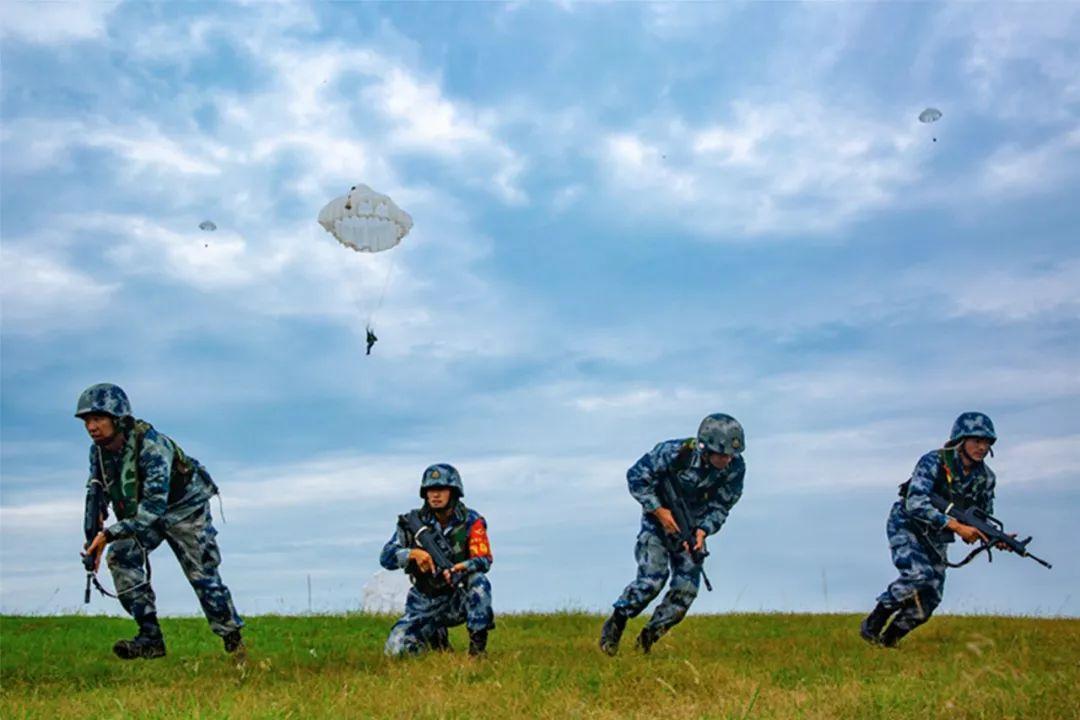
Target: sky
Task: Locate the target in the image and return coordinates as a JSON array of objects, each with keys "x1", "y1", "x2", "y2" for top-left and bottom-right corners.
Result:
[{"x1": 1, "y1": 1, "x2": 1078, "y2": 620}]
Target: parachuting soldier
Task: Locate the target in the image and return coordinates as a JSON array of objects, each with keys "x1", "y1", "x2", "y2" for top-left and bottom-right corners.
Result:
[
  {"x1": 860, "y1": 412, "x2": 999, "y2": 648},
  {"x1": 380, "y1": 464, "x2": 494, "y2": 657},
  {"x1": 77, "y1": 383, "x2": 244, "y2": 659},
  {"x1": 600, "y1": 413, "x2": 746, "y2": 655}
]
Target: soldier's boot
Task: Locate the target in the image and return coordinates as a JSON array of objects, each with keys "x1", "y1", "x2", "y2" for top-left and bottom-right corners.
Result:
[
  {"x1": 635, "y1": 625, "x2": 662, "y2": 654},
  {"x1": 879, "y1": 620, "x2": 912, "y2": 649},
  {"x1": 599, "y1": 609, "x2": 628, "y2": 656},
  {"x1": 860, "y1": 602, "x2": 896, "y2": 645},
  {"x1": 430, "y1": 626, "x2": 452, "y2": 652},
  {"x1": 113, "y1": 615, "x2": 166, "y2": 660},
  {"x1": 223, "y1": 629, "x2": 246, "y2": 659},
  {"x1": 468, "y1": 629, "x2": 488, "y2": 657}
]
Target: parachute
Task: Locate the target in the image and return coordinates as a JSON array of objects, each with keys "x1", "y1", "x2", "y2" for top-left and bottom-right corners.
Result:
[
  {"x1": 317, "y1": 184, "x2": 413, "y2": 353},
  {"x1": 198, "y1": 220, "x2": 217, "y2": 231},
  {"x1": 317, "y1": 184, "x2": 412, "y2": 253},
  {"x1": 918, "y1": 108, "x2": 942, "y2": 124}
]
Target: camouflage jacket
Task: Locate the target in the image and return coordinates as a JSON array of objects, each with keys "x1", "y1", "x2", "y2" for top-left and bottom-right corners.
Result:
[
  {"x1": 380, "y1": 503, "x2": 493, "y2": 576},
  {"x1": 86, "y1": 421, "x2": 217, "y2": 545},
  {"x1": 627, "y1": 438, "x2": 745, "y2": 536},
  {"x1": 899, "y1": 448, "x2": 996, "y2": 544}
]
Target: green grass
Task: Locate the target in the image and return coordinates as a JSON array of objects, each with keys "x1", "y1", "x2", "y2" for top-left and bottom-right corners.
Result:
[{"x1": 2, "y1": 613, "x2": 1077, "y2": 719}]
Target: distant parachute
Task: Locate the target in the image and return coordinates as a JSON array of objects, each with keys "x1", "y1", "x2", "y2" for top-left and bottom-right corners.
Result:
[
  {"x1": 318, "y1": 184, "x2": 412, "y2": 253},
  {"x1": 198, "y1": 220, "x2": 217, "y2": 231},
  {"x1": 918, "y1": 108, "x2": 942, "y2": 124}
]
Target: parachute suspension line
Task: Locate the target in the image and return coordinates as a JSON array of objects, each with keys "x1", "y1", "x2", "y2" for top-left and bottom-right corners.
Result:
[{"x1": 370, "y1": 251, "x2": 399, "y2": 327}]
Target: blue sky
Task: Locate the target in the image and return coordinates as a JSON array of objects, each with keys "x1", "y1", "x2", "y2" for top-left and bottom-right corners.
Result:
[{"x1": 1, "y1": 2, "x2": 1078, "y2": 619}]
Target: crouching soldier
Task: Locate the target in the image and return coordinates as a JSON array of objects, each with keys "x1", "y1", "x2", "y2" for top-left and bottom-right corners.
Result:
[
  {"x1": 860, "y1": 412, "x2": 998, "y2": 648},
  {"x1": 600, "y1": 413, "x2": 746, "y2": 655},
  {"x1": 380, "y1": 464, "x2": 494, "y2": 657},
  {"x1": 77, "y1": 383, "x2": 244, "y2": 659}
]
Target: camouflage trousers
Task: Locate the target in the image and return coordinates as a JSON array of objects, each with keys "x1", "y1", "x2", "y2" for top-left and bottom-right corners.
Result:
[
  {"x1": 612, "y1": 524, "x2": 702, "y2": 636},
  {"x1": 875, "y1": 502, "x2": 947, "y2": 633},
  {"x1": 106, "y1": 502, "x2": 243, "y2": 636},
  {"x1": 384, "y1": 573, "x2": 494, "y2": 657}
]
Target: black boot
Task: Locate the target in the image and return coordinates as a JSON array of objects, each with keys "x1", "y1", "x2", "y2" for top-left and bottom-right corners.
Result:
[
  {"x1": 223, "y1": 629, "x2": 245, "y2": 656},
  {"x1": 113, "y1": 615, "x2": 166, "y2": 660},
  {"x1": 879, "y1": 620, "x2": 912, "y2": 649},
  {"x1": 468, "y1": 629, "x2": 488, "y2": 657},
  {"x1": 860, "y1": 602, "x2": 896, "y2": 645},
  {"x1": 599, "y1": 609, "x2": 628, "y2": 656},
  {"x1": 635, "y1": 625, "x2": 661, "y2": 654},
  {"x1": 430, "y1": 626, "x2": 452, "y2": 652}
]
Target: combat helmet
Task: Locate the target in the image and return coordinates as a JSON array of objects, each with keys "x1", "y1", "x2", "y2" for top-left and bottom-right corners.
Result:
[
  {"x1": 420, "y1": 463, "x2": 464, "y2": 499},
  {"x1": 697, "y1": 413, "x2": 745, "y2": 455},
  {"x1": 948, "y1": 412, "x2": 996, "y2": 446},
  {"x1": 75, "y1": 383, "x2": 132, "y2": 419}
]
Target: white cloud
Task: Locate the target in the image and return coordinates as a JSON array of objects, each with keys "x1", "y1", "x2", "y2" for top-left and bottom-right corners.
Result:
[
  {"x1": 940, "y1": 258, "x2": 1080, "y2": 322},
  {"x1": 976, "y1": 127, "x2": 1080, "y2": 197},
  {"x1": 0, "y1": 245, "x2": 118, "y2": 334},
  {"x1": 0, "y1": 0, "x2": 118, "y2": 44},
  {"x1": 597, "y1": 97, "x2": 921, "y2": 238}
]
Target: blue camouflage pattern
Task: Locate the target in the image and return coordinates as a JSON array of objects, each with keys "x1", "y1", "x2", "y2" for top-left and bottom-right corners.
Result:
[
  {"x1": 875, "y1": 448, "x2": 996, "y2": 632},
  {"x1": 106, "y1": 502, "x2": 243, "y2": 636},
  {"x1": 697, "y1": 413, "x2": 745, "y2": 456},
  {"x1": 89, "y1": 424, "x2": 217, "y2": 543},
  {"x1": 949, "y1": 412, "x2": 997, "y2": 444},
  {"x1": 419, "y1": 463, "x2": 464, "y2": 497},
  {"x1": 87, "y1": 421, "x2": 241, "y2": 637},
  {"x1": 380, "y1": 504, "x2": 493, "y2": 656},
  {"x1": 613, "y1": 438, "x2": 745, "y2": 632},
  {"x1": 75, "y1": 383, "x2": 132, "y2": 418}
]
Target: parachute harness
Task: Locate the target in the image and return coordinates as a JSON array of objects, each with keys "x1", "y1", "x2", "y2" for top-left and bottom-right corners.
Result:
[{"x1": 90, "y1": 446, "x2": 153, "y2": 599}]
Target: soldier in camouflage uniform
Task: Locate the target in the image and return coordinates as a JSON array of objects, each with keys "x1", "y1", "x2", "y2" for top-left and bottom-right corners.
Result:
[
  {"x1": 77, "y1": 383, "x2": 244, "y2": 659},
  {"x1": 600, "y1": 413, "x2": 746, "y2": 655},
  {"x1": 860, "y1": 412, "x2": 998, "y2": 648},
  {"x1": 380, "y1": 464, "x2": 495, "y2": 657}
]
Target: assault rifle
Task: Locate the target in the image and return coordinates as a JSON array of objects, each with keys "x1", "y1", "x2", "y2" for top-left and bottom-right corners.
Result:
[
  {"x1": 397, "y1": 510, "x2": 461, "y2": 595},
  {"x1": 656, "y1": 475, "x2": 714, "y2": 592},
  {"x1": 929, "y1": 493, "x2": 1052, "y2": 569},
  {"x1": 82, "y1": 479, "x2": 109, "y2": 603}
]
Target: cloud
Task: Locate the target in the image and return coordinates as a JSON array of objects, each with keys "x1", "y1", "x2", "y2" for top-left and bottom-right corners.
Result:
[
  {"x1": 597, "y1": 96, "x2": 921, "y2": 238},
  {"x1": 976, "y1": 127, "x2": 1080, "y2": 197},
  {"x1": 0, "y1": 245, "x2": 118, "y2": 334},
  {"x1": 0, "y1": 1, "x2": 118, "y2": 44}
]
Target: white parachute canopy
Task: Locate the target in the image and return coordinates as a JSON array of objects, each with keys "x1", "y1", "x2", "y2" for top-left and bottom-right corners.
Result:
[{"x1": 318, "y1": 183, "x2": 413, "y2": 253}]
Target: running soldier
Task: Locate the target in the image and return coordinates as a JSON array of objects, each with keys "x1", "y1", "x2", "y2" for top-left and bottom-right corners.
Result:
[
  {"x1": 77, "y1": 383, "x2": 244, "y2": 659},
  {"x1": 600, "y1": 413, "x2": 746, "y2": 655}
]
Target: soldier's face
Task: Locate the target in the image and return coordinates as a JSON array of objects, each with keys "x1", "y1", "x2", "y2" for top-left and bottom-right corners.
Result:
[
  {"x1": 82, "y1": 413, "x2": 118, "y2": 445},
  {"x1": 962, "y1": 437, "x2": 992, "y2": 462},
  {"x1": 425, "y1": 487, "x2": 452, "y2": 509},
  {"x1": 706, "y1": 452, "x2": 733, "y2": 470}
]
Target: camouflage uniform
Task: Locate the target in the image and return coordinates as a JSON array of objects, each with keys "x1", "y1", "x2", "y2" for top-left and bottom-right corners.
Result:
[
  {"x1": 861, "y1": 412, "x2": 998, "y2": 646},
  {"x1": 380, "y1": 465, "x2": 494, "y2": 657},
  {"x1": 79, "y1": 385, "x2": 243, "y2": 639},
  {"x1": 875, "y1": 447, "x2": 995, "y2": 634},
  {"x1": 613, "y1": 436, "x2": 745, "y2": 637}
]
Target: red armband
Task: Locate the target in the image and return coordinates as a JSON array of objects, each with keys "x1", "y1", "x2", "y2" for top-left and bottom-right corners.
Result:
[{"x1": 468, "y1": 519, "x2": 492, "y2": 560}]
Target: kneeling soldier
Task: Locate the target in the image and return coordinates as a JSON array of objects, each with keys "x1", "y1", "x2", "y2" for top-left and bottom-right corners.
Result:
[
  {"x1": 77, "y1": 383, "x2": 244, "y2": 659},
  {"x1": 600, "y1": 413, "x2": 746, "y2": 655},
  {"x1": 380, "y1": 464, "x2": 494, "y2": 657}
]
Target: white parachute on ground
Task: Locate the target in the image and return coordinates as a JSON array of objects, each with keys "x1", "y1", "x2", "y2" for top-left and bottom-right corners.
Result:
[
  {"x1": 317, "y1": 183, "x2": 413, "y2": 253},
  {"x1": 360, "y1": 570, "x2": 411, "y2": 613}
]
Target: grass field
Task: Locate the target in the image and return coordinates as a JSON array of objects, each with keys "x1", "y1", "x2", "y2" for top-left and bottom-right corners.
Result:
[{"x1": 2, "y1": 613, "x2": 1077, "y2": 719}]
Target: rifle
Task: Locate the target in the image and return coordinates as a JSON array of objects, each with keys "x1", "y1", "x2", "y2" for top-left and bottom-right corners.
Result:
[
  {"x1": 929, "y1": 493, "x2": 1052, "y2": 569},
  {"x1": 656, "y1": 475, "x2": 714, "y2": 592},
  {"x1": 397, "y1": 511, "x2": 461, "y2": 595},
  {"x1": 82, "y1": 479, "x2": 110, "y2": 603}
]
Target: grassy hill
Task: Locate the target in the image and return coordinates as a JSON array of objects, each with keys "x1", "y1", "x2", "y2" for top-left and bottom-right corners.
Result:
[{"x1": 2, "y1": 613, "x2": 1077, "y2": 719}]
